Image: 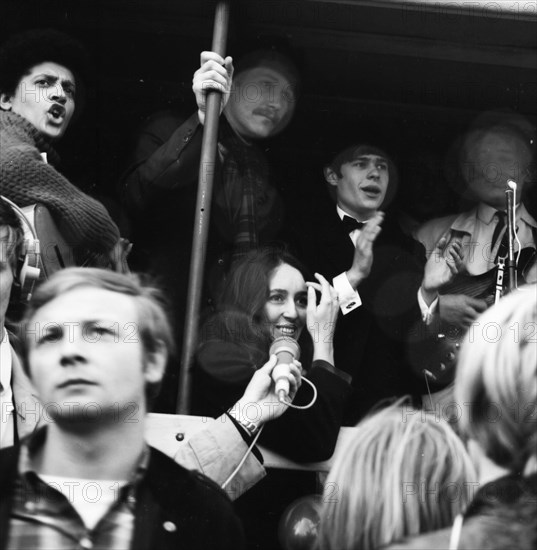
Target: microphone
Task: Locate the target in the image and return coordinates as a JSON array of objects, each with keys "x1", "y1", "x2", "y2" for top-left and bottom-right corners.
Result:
[{"x1": 268, "y1": 337, "x2": 301, "y2": 401}]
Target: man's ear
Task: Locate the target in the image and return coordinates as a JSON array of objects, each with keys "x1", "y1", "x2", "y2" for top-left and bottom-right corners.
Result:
[
  {"x1": 0, "y1": 93, "x2": 13, "y2": 111},
  {"x1": 324, "y1": 166, "x2": 339, "y2": 187},
  {"x1": 144, "y1": 340, "x2": 168, "y2": 385}
]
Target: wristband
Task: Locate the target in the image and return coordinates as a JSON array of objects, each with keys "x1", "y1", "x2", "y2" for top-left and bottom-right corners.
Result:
[{"x1": 227, "y1": 408, "x2": 260, "y2": 436}]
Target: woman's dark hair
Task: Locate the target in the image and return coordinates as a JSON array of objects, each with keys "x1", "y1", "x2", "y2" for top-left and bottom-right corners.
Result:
[
  {"x1": 200, "y1": 246, "x2": 313, "y2": 367},
  {"x1": 0, "y1": 29, "x2": 89, "y2": 98}
]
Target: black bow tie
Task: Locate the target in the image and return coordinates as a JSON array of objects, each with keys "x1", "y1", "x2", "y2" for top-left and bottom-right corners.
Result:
[{"x1": 342, "y1": 215, "x2": 365, "y2": 233}]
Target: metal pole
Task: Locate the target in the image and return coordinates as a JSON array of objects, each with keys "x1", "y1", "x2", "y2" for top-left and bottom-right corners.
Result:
[{"x1": 176, "y1": 1, "x2": 230, "y2": 414}]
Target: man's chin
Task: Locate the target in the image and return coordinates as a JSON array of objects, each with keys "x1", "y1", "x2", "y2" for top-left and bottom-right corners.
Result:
[
  {"x1": 44, "y1": 402, "x2": 116, "y2": 425},
  {"x1": 246, "y1": 118, "x2": 287, "y2": 140},
  {"x1": 42, "y1": 127, "x2": 65, "y2": 140},
  {"x1": 480, "y1": 196, "x2": 506, "y2": 210},
  {"x1": 262, "y1": 122, "x2": 288, "y2": 139},
  {"x1": 244, "y1": 126, "x2": 273, "y2": 140}
]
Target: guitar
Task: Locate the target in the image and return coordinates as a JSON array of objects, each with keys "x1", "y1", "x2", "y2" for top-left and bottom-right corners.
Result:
[
  {"x1": 22, "y1": 203, "x2": 131, "y2": 276},
  {"x1": 2, "y1": 198, "x2": 130, "y2": 325},
  {"x1": 1, "y1": 197, "x2": 42, "y2": 304},
  {"x1": 410, "y1": 247, "x2": 536, "y2": 388},
  {"x1": 21, "y1": 203, "x2": 76, "y2": 278}
]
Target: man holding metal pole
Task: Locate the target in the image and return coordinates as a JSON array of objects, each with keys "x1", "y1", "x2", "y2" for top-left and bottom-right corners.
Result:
[{"x1": 121, "y1": 43, "x2": 301, "y2": 412}]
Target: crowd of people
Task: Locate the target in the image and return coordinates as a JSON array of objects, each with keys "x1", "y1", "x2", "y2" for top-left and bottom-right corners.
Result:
[{"x1": 0, "y1": 28, "x2": 535, "y2": 550}]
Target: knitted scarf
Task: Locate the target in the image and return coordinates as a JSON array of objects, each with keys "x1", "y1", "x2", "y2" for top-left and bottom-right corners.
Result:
[{"x1": 213, "y1": 119, "x2": 282, "y2": 261}]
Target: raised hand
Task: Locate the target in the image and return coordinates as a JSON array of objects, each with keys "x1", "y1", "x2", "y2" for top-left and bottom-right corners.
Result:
[
  {"x1": 345, "y1": 211, "x2": 384, "y2": 288},
  {"x1": 421, "y1": 236, "x2": 463, "y2": 304},
  {"x1": 306, "y1": 273, "x2": 339, "y2": 364},
  {"x1": 192, "y1": 51, "x2": 234, "y2": 125}
]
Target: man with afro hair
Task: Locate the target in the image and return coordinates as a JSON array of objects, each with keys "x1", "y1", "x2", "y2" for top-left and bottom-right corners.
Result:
[{"x1": 0, "y1": 29, "x2": 124, "y2": 270}]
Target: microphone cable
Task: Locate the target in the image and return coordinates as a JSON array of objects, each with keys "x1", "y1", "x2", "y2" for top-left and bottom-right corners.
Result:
[
  {"x1": 221, "y1": 365, "x2": 319, "y2": 490},
  {"x1": 423, "y1": 370, "x2": 434, "y2": 411},
  {"x1": 278, "y1": 377, "x2": 318, "y2": 409},
  {"x1": 221, "y1": 426, "x2": 264, "y2": 491},
  {"x1": 221, "y1": 375, "x2": 319, "y2": 490}
]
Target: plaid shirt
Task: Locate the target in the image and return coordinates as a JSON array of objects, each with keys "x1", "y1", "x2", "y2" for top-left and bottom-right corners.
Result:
[{"x1": 6, "y1": 429, "x2": 149, "y2": 550}]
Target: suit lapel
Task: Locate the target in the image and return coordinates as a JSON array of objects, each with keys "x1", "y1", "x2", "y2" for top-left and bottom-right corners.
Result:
[{"x1": 317, "y1": 206, "x2": 356, "y2": 277}]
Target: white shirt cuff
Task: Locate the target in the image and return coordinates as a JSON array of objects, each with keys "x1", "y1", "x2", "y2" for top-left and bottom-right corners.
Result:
[
  {"x1": 418, "y1": 287, "x2": 439, "y2": 325},
  {"x1": 333, "y1": 272, "x2": 362, "y2": 315}
]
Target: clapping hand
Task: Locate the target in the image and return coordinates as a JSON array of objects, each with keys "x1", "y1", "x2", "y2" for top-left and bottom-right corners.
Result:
[
  {"x1": 421, "y1": 236, "x2": 463, "y2": 305},
  {"x1": 346, "y1": 212, "x2": 384, "y2": 288}
]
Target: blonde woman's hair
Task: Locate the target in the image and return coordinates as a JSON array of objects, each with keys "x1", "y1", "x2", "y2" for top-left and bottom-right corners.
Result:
[
  {"x1": 318, "y1": 402, "x2": 475, "y2": 550},
  {"x1": 455, "y1": 286, "x2": 537, "y2": 474}
]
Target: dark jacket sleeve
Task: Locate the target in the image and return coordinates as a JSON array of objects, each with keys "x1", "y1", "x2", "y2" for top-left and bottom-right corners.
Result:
[
  {"x1": 121, "y1": 111, "x2": 205, "y2": 219},
  {"x1": 0, "y1": 446, "x2": 20, "y2": 550},
  {"x1": 195, "y1": 341, "x2": 351, "y2": 462}
]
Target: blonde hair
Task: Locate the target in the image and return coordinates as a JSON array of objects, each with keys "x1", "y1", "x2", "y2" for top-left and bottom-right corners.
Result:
[
  {"x1": 318, "y1": 402, "x2": 475, "y2": 550},
  {"x1": 21, "y1": 267, "x2": 173, "y2": 399},
  {"x1": 455, "y1": 286, "x2": 537, "y2": 474}
]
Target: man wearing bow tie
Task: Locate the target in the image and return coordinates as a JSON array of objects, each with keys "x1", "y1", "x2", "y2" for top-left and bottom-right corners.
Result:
[{"x1": 291, "y1": 144, "x2": 458, "y2": 423}]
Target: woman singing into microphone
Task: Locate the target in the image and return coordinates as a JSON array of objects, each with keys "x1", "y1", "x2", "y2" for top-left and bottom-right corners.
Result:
[
  {"x1": 193, "y1": 246, "x2": 352, "y2": 462},
  {"x1": 193, "y1": 247, "x2": 351, "y2": 549}
]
